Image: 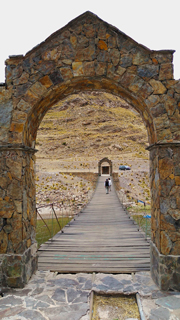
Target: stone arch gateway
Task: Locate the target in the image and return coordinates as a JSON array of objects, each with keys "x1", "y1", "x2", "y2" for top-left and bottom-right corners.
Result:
[
  {"x1": 0, "y1": 11, "x2": 180, "y2": 290},
  {"x1": 98, "y1": 158, "x2": 113, "y2": 176}
]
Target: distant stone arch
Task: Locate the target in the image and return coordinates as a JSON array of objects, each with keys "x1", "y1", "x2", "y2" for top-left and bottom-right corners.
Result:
[
  {"x1": 98, "y1": 157, "x2": 112, "y2": 176},
  {"x1": 0, "y1": 11, "x2": 180, "y2": 290}
]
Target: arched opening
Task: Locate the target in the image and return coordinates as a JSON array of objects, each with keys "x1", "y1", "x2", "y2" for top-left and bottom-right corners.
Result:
[
  {"x1": 98, "y1": 158, "x2": 113, "y2": 176},
  {"x1": 24, "y1": 79, "x2": 153, "y2": 214},
  {"x1": 33, "y1": 89, "x2": 150, "y2": 246},
  {"x1": 22, "y1": 79, "x2": 154, "y2": 257}
]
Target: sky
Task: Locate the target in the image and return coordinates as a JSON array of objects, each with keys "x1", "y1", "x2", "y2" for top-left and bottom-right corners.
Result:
[{"x1": 0, "y1": 0, "x2": 179, "y2": 82}]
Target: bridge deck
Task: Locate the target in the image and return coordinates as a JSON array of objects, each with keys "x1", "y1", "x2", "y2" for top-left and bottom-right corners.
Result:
[{"x1": 38, "y1": 176, "x2": 150, "y2": 273}]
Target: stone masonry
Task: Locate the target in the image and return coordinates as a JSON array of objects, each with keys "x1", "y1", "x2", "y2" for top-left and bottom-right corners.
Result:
[
  {"x1": 148, "y1": 143, "x2": 180, "y2": 290},
  {"x1": 0, "y1": 146, "x2": 37, "y2": 287},
  {"x1": 0, "y1": 11, "x2": 180, "y2": 289},
  {"x1": 98, "y1": 157, "x2": 112, "y2": 176}
]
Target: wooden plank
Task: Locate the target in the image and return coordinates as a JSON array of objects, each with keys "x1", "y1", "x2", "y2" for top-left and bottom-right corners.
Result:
[
  {"x1": 39, "y1": 245, "x2": 149, "y2": 250},
  {"x1": 39, "y1": 262, "x2": 150, "y2": 266},
  {"x1": 38, "y1": 265, "x2": 150, "y2": 272},
  {"x1": 39, "y1": 246, "x2": 149, "y2": 250},
  {"x1": 39, "y1": 245, "x2": 150, "y2": 250},
  {"x1": 38, "y1": 258, "x2": 150, "y2": 262},
  {"x1": 38, "y1": 252, "x2": 150, "y2": 257},
  {"x1": 38, "y1": 176, "x2": 150, "y2": 273},
  {"x1": 39, "y1": 268, "x2": 150, "y2": 273}
]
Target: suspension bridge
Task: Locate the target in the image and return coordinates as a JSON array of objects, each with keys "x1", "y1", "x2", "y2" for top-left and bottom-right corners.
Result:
[{"x1": 38, "y1": 176, "x2": 150, "y2": 273}]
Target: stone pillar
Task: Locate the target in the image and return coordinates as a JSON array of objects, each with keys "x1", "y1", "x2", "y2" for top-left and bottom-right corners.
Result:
[
  {"x1": 148, "y1": 143, "x2": 180, "y2": 291},
  {"x1": 0, "y1": 145, "x2": 38, "y2": 288},
  {"x1": 110, "y1": 162, "x2": 113, "y2": 176},
  {"x1": 98, "y1": 162, "x2": 101, "y2": 176}
]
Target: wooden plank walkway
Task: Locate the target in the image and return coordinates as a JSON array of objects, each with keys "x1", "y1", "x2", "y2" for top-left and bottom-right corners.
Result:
[{"x1": 38, "y1": 176, "x2": 150, "y2": 273}]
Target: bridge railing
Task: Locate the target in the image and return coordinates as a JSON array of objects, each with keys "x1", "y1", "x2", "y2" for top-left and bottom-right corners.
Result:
[
  {"x1": 112, "y1": 175, "x2": 151, "y2": 240},
  {"x1": 120, "y1": 192, "x2": 151, "y2": 240},
  {"x1": 36, "y1": 202, "x2": 73, "y2": 248},
  {"x1": 36, "y1": 189, "x2": 92, "y2": 247}
]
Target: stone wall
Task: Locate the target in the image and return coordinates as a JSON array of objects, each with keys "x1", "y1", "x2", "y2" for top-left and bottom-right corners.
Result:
[
  {"x1": 149, "y1": 143, "x2": 180, "y2": 290},
  {"x1": 0, "y1": 243, "x2": 37, "y2": 288},
  {"x1": 0, "y1": 146, "x2": 37, "y2": 287}
]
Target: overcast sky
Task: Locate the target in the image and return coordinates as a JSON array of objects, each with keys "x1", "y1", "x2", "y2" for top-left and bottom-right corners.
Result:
[{"x1": 1, "y1": 0, "x2": 179, "y2": 82}]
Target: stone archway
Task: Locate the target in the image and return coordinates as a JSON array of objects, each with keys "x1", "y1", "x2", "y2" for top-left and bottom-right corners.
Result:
[
  {"x1": 0, "y1": 11, "x2": 180, "y2": 290},
  {"x1": 98, "y1": 157, "x2": 112, "y2": 176}
]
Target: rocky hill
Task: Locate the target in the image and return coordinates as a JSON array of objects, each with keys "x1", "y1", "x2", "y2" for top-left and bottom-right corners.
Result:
[
  {"x1": 36, "y1": 91, "x2": 149, "y2": 162},
  {"x1": 35, "y1": 91, "x2": 150, "y2": 208}
]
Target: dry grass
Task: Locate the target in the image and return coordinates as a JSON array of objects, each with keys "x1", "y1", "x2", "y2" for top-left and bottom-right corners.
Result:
[{"x1": 92, "y1": 294, "x2": 140, "y2": 320}]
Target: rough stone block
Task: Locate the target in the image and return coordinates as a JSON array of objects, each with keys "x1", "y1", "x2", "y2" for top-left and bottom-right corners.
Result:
[
  {"x1": 151, "y1": 241, "x2": 180, "y2": 291},
  {"x1": 1, "y1": 243, "x2": 38, "y2": 288},
  {"x1": 159, "y1": 62, "x2": 174, "y2": 80}
]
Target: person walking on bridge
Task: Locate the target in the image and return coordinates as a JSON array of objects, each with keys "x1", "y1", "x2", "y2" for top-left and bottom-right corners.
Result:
[
  {"x1": 108, "y1": 178, "x2": 112, "y2": 191},
  {"x1": 104, "y1": 178, "x2": 109, "y2": 194}
]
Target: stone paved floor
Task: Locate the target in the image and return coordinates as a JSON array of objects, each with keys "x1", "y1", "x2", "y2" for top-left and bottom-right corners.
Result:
[{"x1": 0, "y1": 271, "x2": 180, "y2": 320}]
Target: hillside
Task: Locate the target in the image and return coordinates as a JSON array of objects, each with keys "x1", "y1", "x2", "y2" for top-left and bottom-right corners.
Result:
[
  {"x1": 35, "y1": 91, "x2": 150, "y2": 207},
  {"x1": 36, "y1": 91, "x2": 149, "y2": 161}
]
